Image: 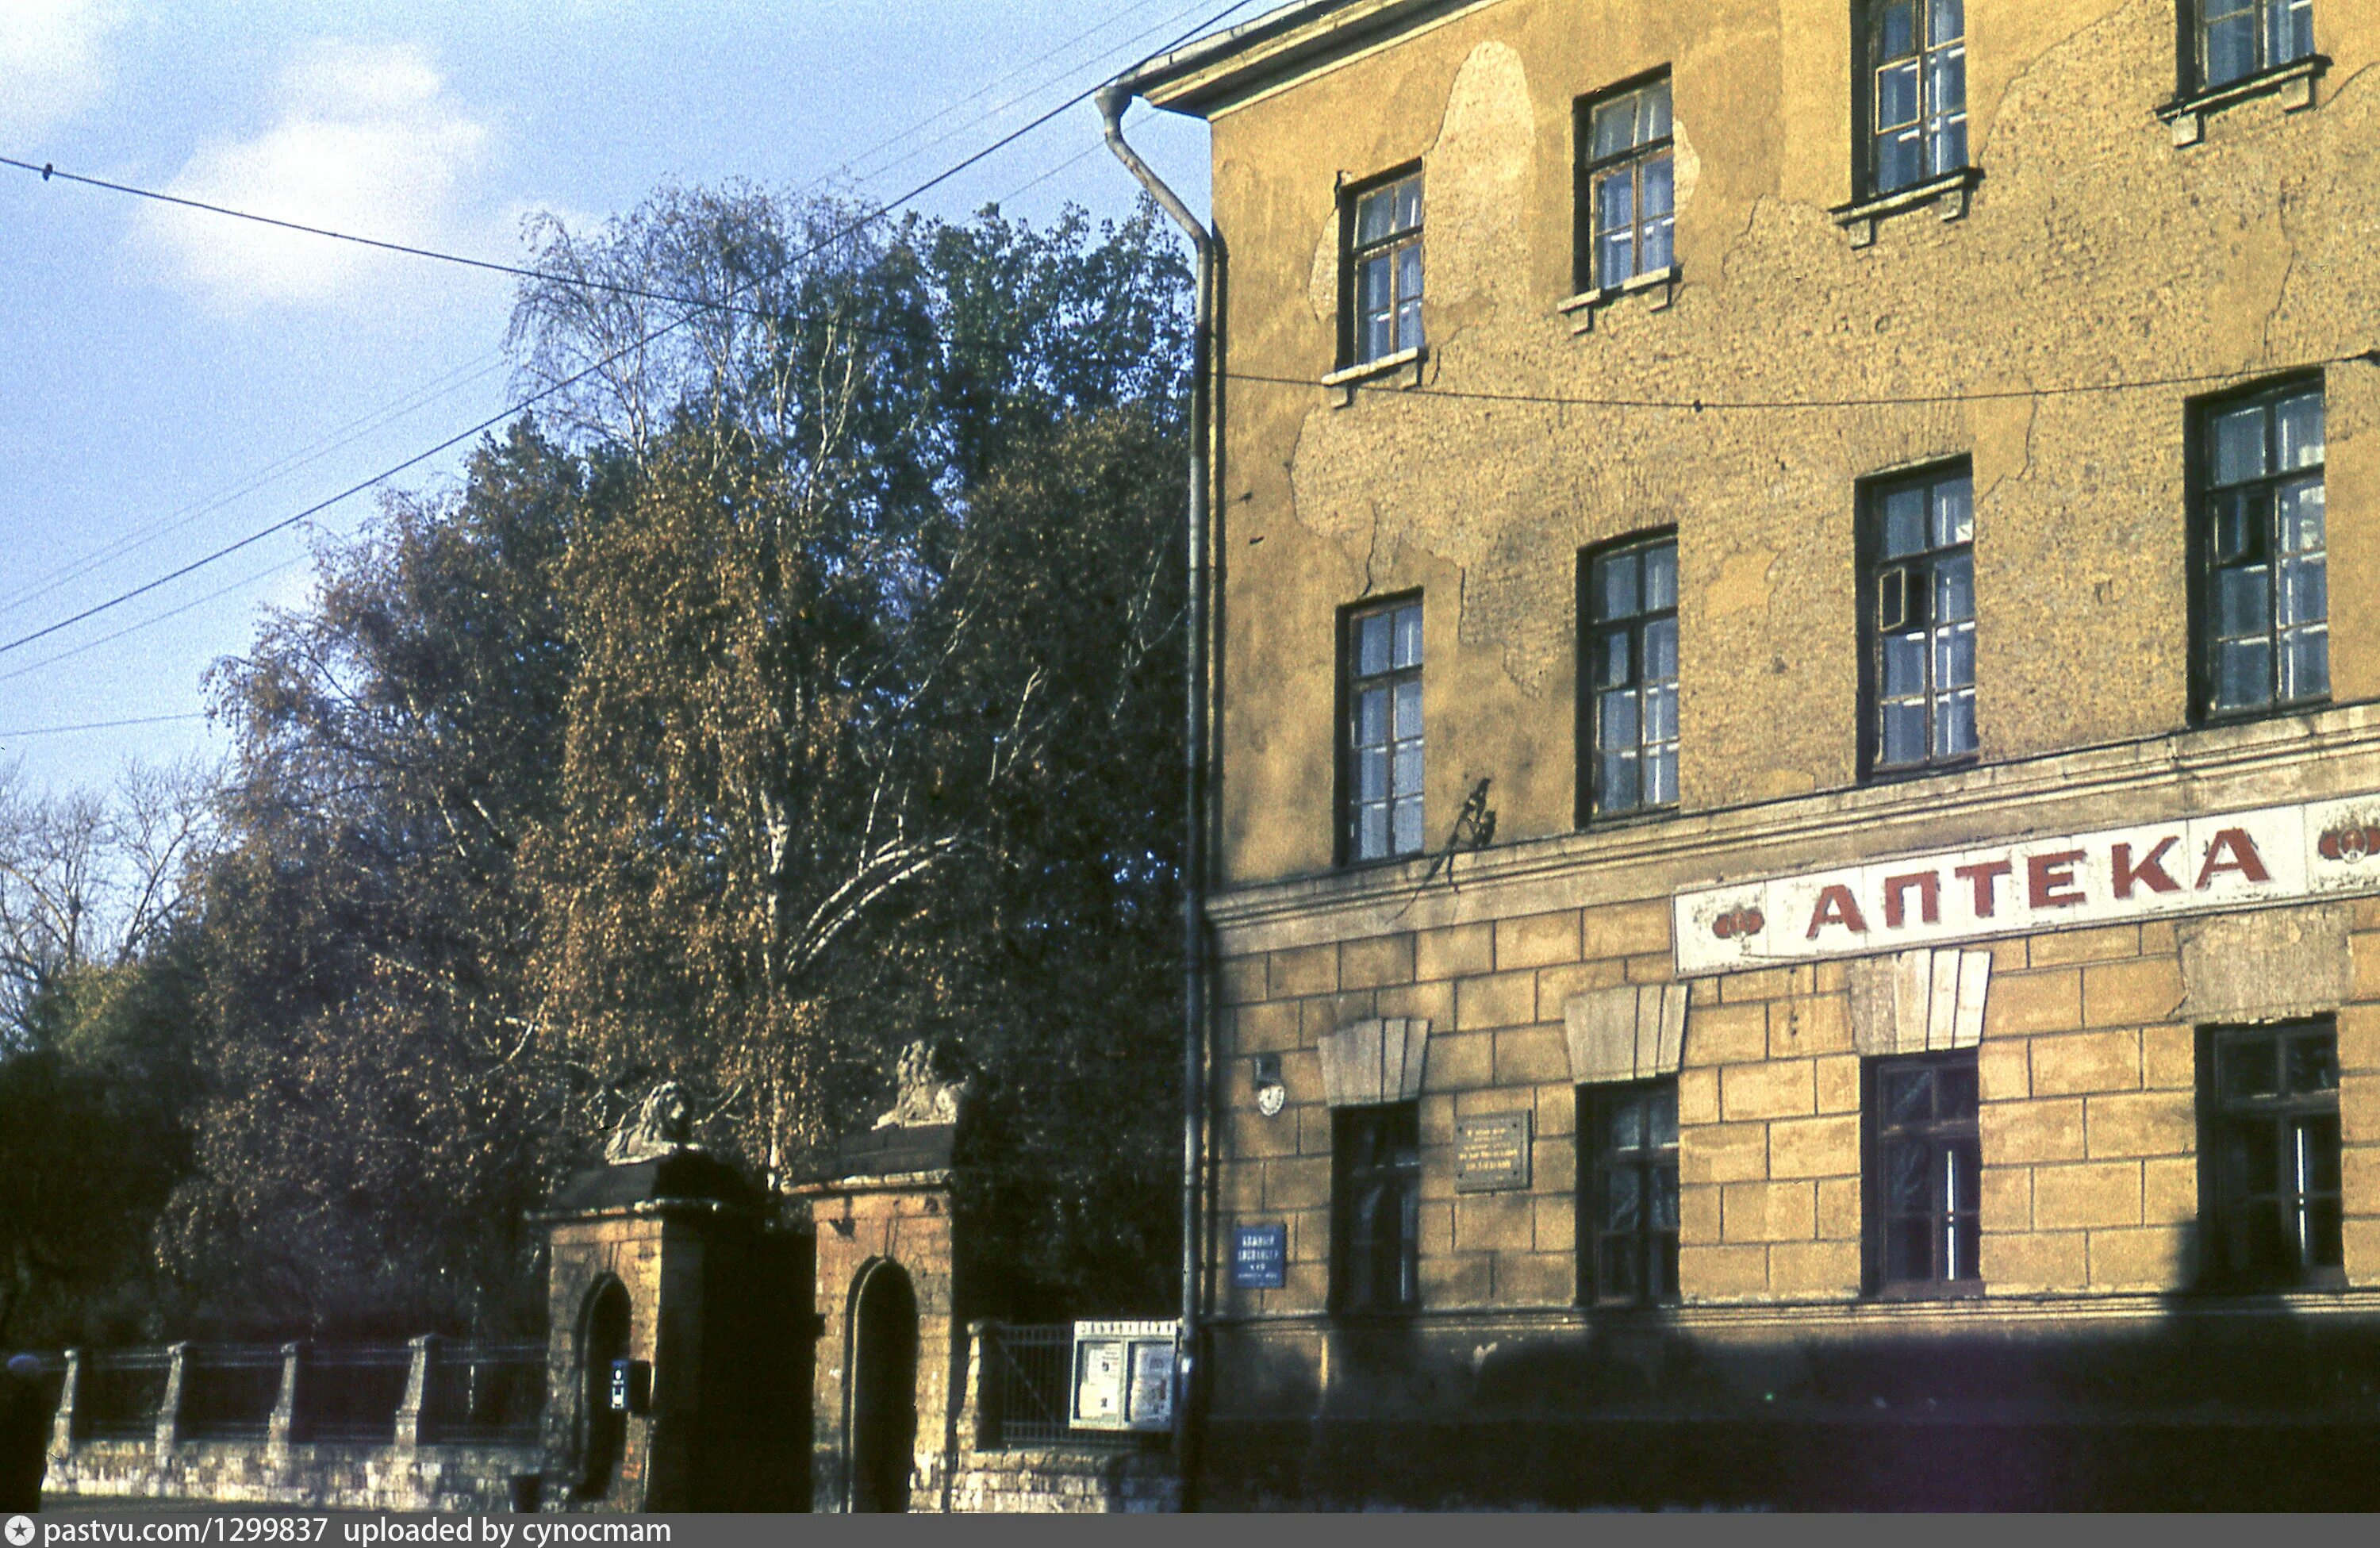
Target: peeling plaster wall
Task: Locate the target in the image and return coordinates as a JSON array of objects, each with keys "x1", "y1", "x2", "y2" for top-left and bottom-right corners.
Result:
[{"x1": 1205, "y1": 0, "x2": 2380, "y2": 885}]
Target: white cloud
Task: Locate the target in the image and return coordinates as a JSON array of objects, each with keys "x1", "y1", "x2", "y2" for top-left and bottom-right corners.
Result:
[
  {"x1": 140, "y1": 39, "x2": 492, "y2": 310},
  {"x1": 0, "y1": 0, "x2": 123, "y2": 141}
]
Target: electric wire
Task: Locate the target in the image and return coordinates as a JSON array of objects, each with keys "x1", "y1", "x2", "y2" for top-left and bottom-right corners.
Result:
[
  {"x1": 0, "y1": 712, "x2": 208, "y2": 739},
  {"x1": 0, "y1": 0, "x2": 1268, "y2": 665}
]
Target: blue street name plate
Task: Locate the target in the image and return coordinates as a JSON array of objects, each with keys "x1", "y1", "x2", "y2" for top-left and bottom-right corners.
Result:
[{"x1": 1232, "y1": 1223, "x2": 1287, "y2": 1289}]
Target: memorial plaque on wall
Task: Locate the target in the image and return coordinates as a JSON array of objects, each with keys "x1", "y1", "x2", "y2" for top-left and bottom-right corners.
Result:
[
  {"x1": 1232, "y1": 1223, "x2": 1287, "y2": 1288},
  {"x1": 1454, "y1": 1112, "x2": 1531, "y2": 1193}
]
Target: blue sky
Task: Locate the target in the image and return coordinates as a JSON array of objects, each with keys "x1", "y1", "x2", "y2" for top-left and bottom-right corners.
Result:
[{"x1": 0, "y1": 0, "x2": 1223, "y2": 798}]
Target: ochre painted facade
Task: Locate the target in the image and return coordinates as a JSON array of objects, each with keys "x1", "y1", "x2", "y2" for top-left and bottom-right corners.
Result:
[{"x1": 1120, "y1": 0, "x2": 2380, "y2": 1509}]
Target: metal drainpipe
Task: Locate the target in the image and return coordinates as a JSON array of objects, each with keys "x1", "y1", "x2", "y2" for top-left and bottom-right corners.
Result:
[{"x1": 1097, "y1": 83, "x2": 1213, "y2": 1504}]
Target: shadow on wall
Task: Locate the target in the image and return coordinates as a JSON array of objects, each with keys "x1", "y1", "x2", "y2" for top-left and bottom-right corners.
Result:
[{"x1": 1204, "y1": 1293, "x2": 2380, "y2": 1510}]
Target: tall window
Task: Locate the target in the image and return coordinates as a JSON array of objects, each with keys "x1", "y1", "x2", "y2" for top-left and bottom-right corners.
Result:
[
  {"x1": 2194, "y1": 0, "x2": 2315, "y2": 91},
  {"x1": 1868, "y1": 1052, "x2": 1980, "y2": 1294},
  {"x1": 1345, "y1": 171, "x2": 1423, "y2": 367},
  {"x1": 2198, "y1": 381, "x2": 2326, "y2": 719},
  {"x1": 1865, "y1": 0, "x2": 1967, "y2": 195},
  {"x1": 1577, "y1": 74, "x2": 1675, "y2": 291},
  {"x1": 1581, "y1": 536, "x2": 1679, "y2": 819},
  {"x1": 1333, "y1": 1103, "x2": 1421, "y2": 1313},
  {"x1": 1582, "y1": 1081, "x2": 1680, "y2": 1305},
  {"x1": 1864, "y1": 466, "x2": 1977, "y2": 774},
  {"x1": 2202, "y1": 1019, "x2": 2342, "y2": 1288},
  {"x1": 1346, "y1": 599, "x2": 1424, "y2": 862}
]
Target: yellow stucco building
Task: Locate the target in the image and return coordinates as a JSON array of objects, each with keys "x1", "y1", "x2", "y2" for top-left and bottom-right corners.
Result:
[{"x1": 1113, "y1": 0, "x2": 2380, "y2": 1509}]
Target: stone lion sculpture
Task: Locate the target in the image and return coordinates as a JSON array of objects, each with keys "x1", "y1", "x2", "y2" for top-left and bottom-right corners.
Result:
[
  {"x1": 873, "y1": 1039, "x2": 970, "y2": 1129},
  {"x1": 605, "y1": 1080, "x2": 695, "y2": 1164}
]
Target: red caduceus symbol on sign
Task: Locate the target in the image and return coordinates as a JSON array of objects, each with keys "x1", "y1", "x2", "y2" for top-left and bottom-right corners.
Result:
[
  {"x1": 1711, "y1": 906, "x2": 1767, "y2": 941},
  {"x1": 2318, "y1": 824, "x2": 2380, "y2": 864}
]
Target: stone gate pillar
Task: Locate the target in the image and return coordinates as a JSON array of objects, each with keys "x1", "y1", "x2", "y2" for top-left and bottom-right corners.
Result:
[
  {"x1": 799, "y1": 1041, "x2": 972, "y2": 1513},
  {"x1": 535, "y1": 1084, "x2": 811, "y2": 1512}
]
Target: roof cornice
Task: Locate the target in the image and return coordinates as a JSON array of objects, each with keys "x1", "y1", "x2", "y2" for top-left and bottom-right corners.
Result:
[{"x1": 1114, "y1": 0, "x2": 1503, "y2": 119}]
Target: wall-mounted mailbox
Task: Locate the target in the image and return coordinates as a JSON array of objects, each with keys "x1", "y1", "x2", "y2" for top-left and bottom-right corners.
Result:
[{"x1": 1070, "y1": 1319, "x2": 1177, "y2": 1432}]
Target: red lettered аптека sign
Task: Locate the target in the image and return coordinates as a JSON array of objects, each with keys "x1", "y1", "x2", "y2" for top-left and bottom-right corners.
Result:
[{"x1": 1675, "y1": 793, "x2": 2380, "y2": 975}]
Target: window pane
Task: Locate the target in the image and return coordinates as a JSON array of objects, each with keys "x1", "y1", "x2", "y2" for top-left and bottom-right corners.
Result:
[
  {"x1": 1645, "y1": 684, "x2": 1678, "y2": 744},
  {"x1": 1879, "y1": 0, "x2": 1917, "y2": 60},
  {"x1": 1396, "y1": 244, "x2": 1424, "y2": 309},
  {"x1": 1601, "y1": 1239, "x2": 1641, "y2": 1301},
  {"x1": 2305, "y1": 1197, "x2": 2344, "y2": 1268},
  {"x1": 1929, "y1": 49, "x2": 1967, "y2": 117},
  {"x1": 1393, "y1": 605, "x2": 1424, "y2": 667},
  {"x1": 1881, "y1": 487, "x2": 1928, "y2": 558},
  {"x1": 1929, "y1": 0, "x2": 1964, "y2": 45},
  {"x1": 1606, "y1": 1167, "x2": 1643, "y2": 1231},
  {"x1": 1940, "y1": 1062, "x2": 1979, "y2": 1119},
  {"x1": 1642, "y1": 543, "x2": 1678, "y2": 611},
  {"x1": 1391, "y1": 744, "x2": 1422, "y2": 800},
  {"x1": 1883, "y1": 632, "x2": 1926, "y2": 698},
  {"x1": 1358, "y1": 614, "x2": 1392, "y2": 677},
  {"x1": 1883, "y1": 1068, "x2": 1933, "y2": 1126},
  {"x1": 1597, "y1": 628, "x2": 1633, "y2": 688},
  {"x1": 1644, "y1": 80, "x2": 1673, "y2": 140},
  {"x1": 1642, "y1": 212, "x2": 1675, "y2": 276},
  {"x1": 1882, "y1": 701, "x2": 1927, "y2": 766},
  {"x1": 2282, "y1": 628, "x2": 2329, "y2": 701},
  {"x1": 2215, "y1": 565, "x2": 2271, "y2": 636},
  {"x1": 1357, "y1": 686, "x2": 1388, "y2": 746},
  {"x1": 1358, "y1": 803, "x2": 1389, "y2": 860},
  {"x1": 1359, "y1": 747, "x2": 1388, "y2": 802},
  {"x1": 2287, "y1": 1033, "x2": 2340, "y2": 1094},
  {"x1": 1887, "y1": 1141, "x2": 1932, "y2": 1212},
  {"x1": 1600, "y1": 751, "x2": 1640, "y2": 812},
  {"x1": 2205, "y1": 10, "x2": 2256, "y2": 86},
  {"x1": 1591, "y1": 98, "x2": 1635, "y2": 159},
  {"x1": 1393, "y1": 679, "x2": 1422, "y2": 739},
  {"x1": 2210, "y1": 404, "x2": 2267, "y2": 486},
  {"x1": 1391, "y1": 797, "x2": 1424, "y2": 856},
  {"x1": 1598, "y1": 551, "x2": 1641, "y2": 621},
  {"x1": 2269, "y1": 0, "x2": 2314, "y2": 65},
  {"x1": 1929, "y1": 116, "x2": 1968, "y2": 178},
  {"x1": 1651, "y1": 1167, "x2": 1681, "y2": 1231},
  {"x1": 1936, "y1": 624, "x2": 1975, "y2": 690},
  {"x1": 2278, "y1": 481, "x2": 2325, "y2": 554},
  {"x1": 1877, "y1": 60, "x2": 1921, "y2": 129},
  {"x1": 1645, "y1": 616, "x2": 1679, "y2": 680},
  {"x1": 2214, "y1": 637, "x2": 2271, "y2": 709},
  {"x1": 1650, "y1": 1088, "x2": 1679, "y2": 1147},
  {"x1": 2274, "y1": 389, "x2": 2324, "y2": 470},
  {"x1": 1396, "y1": 179, "x2": 1422, "y2": 231},
  {"x1": 1645, "y1": 748, "x2": 1678, "y2": 806},
  {"x1": 2212, "y1": 494, "x2": 2260, "y2": 563},
  {"x1": 1877, "y1": 129, "x2": 1921, "y2": 193},
  {"x1": 2278, "y1": 557, "x2": 2325, "y2": 628},
  {"x1": 2221, "y1": 1039, "x2": 2279, "y2": 1100},
  {"x1": 1936, "y1": 553, "x2": 1975, "y2": 623},
  {"x1": 1602, "y1": 688, "x2": 1641, "y2": 748},
  {"x1": 1642, "y1": 154, "x2": 1675, "y2": 218},
  {"x1": 2301, "y1": 1114, "x2": 2342, "y2": 1190},
  {"x1": 1932, "y1": 477, "x2": 1975, "y2": 547},
  {"x1": 1937, "y1": 691, "x2": 1978, "y2": 758},
  {"x1": 1357, "y1": 188, "x2": 1392, "y2": 244},
  {"x1": 1885, "y1": 1218, "x2": 1932, "y2": 1283}
]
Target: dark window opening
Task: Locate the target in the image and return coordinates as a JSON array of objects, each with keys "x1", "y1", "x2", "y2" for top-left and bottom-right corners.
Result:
[
  {"x1": 1580, "y1": 534, "x2": 1679, "y2": 820},
  {"x1": 1861, "y1": 465, "x2": 1977, "y2": 776},
  {"x1": 2196, "y1": 380, "x2": 2327, "y2": 720},
  {"x1": 1333, "y1": 1103, "x2": 1421, "y2": 1313},
  {"x1": 1867, "y1": 1051, "x2": 1982, "y2": 1294},
  {"x1": 1864, "y1": 0, "x2": 1967, "y2": 195},
  {"x1": 1577, "y1": 74, "x2": 1675, "y2": 292},
  {"x1": 2201, "y1": 1018, "x2": 2343, "y2": 1288},
  {"x1": 2194, "y1": 0, "x2": 2315, "y2": 91},
  {"x1": 1582, "y1": 1080, "x2": 1681, "y2": 1305},
  {"x1": 1345, "y1": 171, "x2": 1423, "y2": 367},
  {"x1": 1345, "y1": 598, "x2": 1424, "y2": 862}
]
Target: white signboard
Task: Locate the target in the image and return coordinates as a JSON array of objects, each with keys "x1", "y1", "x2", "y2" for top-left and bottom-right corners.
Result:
[{"x1": 1675, "y1": 791, "x2": 2380, "y2": 976}]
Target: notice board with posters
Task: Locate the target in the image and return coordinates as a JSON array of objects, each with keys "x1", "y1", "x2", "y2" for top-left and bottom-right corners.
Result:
[{"x1": 1071, "y1": 1319, "x2": 1178, "y2": 1433}]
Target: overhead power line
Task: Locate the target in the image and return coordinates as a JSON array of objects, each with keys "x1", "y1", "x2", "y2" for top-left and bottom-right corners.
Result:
[
  {"x1": 0, "y1": 0, "x2": 1269, "y2": 666},
  {"x1": 0, "y1": 711, "x2": 208, "y2": 739}
]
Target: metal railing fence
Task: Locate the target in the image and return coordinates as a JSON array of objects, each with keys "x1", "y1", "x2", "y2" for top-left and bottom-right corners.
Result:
[{"x1": 421, "y1": 1342, "x2": 547, "y2": 1445}]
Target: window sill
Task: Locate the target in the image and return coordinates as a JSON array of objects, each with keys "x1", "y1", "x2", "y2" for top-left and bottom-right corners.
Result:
[
  {"x1": 1321, "y1": 344, "x2": 1426, "y2": 407},
  {"x1": 1831, "y1": 167, "x2": 1984, "y2": 249},
  {"x1": 1557, "y1": 266, "x2": 1679, "y2": 335},
  {"x1": 2190, "y1": 693, "x2": 2332, "y2": 733},
  {"x1": 2159, "y1": 55, "x2": 2328, "y2": 146},
  {"x1": 1871, "y1": 1277, "x2": 1986, "y2": 1303},
  {"x1": 1577, "y1": 802, "x2": 1682, "y2": 833}
]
